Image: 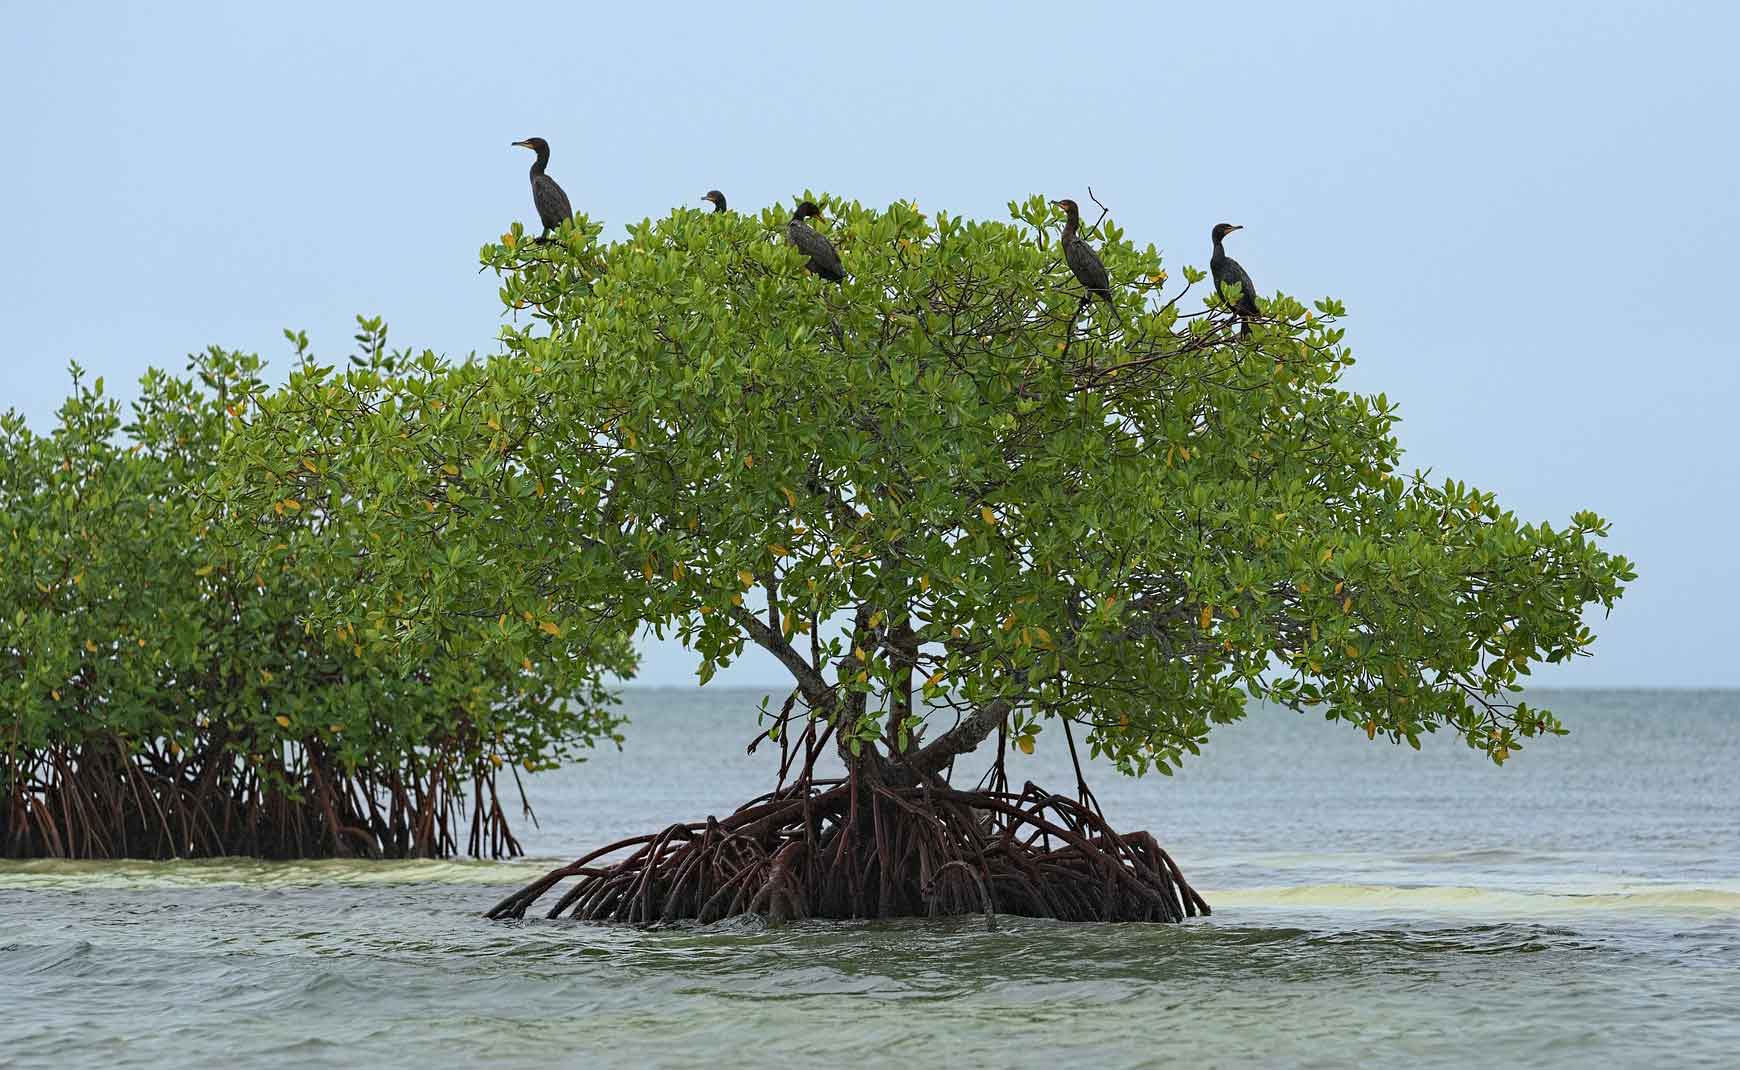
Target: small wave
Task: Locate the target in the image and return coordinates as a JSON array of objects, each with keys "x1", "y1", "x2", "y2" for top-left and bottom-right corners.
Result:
[{"x1": 1206, "y1": 883, "x2": 1740, "y2": 915}]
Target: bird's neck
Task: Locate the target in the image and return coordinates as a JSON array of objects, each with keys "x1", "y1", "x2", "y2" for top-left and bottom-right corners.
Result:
[
  {"x1": 1212, "y1": 238, "x2": 1224, "y2": 258},
  {"x1": 1062, "y1": 215, "x2": 1079, "y2": 242},
  {"x1": 528, "y1": 150, "x2": 549, "y2": 178}
]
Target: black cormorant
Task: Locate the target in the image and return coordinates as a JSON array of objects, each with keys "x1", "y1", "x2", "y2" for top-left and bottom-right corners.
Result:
[
  {"x1": 1050, "y1": 198, "x2": 1114, "y2": 310},
  {"x1": 703, "y1": 190, "x2": 728, "y2": 213},
  {"x1": 1210, "y1": 223, "x2": 1259, "y2": 335},
  {"x1": 786, "y1": 201, "x2": 844, "y2": 282},
  {"x1": 511, "y1": 137, "x2": 573, "y2": 239}
]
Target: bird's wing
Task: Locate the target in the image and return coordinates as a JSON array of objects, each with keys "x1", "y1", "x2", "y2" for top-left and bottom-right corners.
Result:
[
  {"x1": 1229, "y1": 260, "x2": 1259, "y2": 314},
  {"x1": 789, "y1": 222, "x2": 845, "y2": 280},
  {"x1": 1214, "y1": 256, "x2": 1258, "y2": 313},
  {"x1": 533, "y1": 175, "x2": 573, "y2": 230},
  {"x1": 1067, "y1": 240, "x2": 1110, "y2": 294}
]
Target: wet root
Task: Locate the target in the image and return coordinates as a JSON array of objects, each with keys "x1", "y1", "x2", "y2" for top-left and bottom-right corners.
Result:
[{"x1": 487, "y1": 779, "x2": 1210, "y2": 925}]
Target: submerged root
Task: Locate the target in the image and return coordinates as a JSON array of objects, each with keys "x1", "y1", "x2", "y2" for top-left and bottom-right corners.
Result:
[{"x1": 487, "y1": 779, "x2": 1210, "y2": 924}]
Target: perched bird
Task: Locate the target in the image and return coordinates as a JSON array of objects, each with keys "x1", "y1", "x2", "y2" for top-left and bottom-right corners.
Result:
[
  {"x1": 786, "y1": 201, "x2": 844, "y2": 282},
  {"x1": 703, "y1": 190, "x2": 728, "y2": 213},
  {"x1": 1050, "y1": 198, "x2": 1114, "y2": 310},
  {"x1": 1210, "y1": 223, "x2": 1260, "y2": 335},
  {"x1": 510, "y1": 137, "x2": 574, "y2": 239}
]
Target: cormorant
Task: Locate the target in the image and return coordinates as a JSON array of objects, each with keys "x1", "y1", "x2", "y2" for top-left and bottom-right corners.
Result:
[
  {"x1": 703, "y1": 190, "x2": 728, "y2": 213},
  {"x1": 510, "y1": 137, "x2": 573, "y2": 239},
  {"x1": 1050, "y1": 198, "x2": 1114, "y2": 310},
  {"x1": 786, "y1": 201, "x2": 844, "y2": 282},
  {"x1": 1210, "y1": 223, "x2": 1260, "y2": 335}
]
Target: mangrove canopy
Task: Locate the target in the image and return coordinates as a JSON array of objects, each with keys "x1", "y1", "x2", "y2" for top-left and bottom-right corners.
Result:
[
  {"x1": 212, "y1": 195, "x2": 1633, "y2": 921},
  {"x1": 1, "y1": 340, "x2": 633, "y2": 860}
]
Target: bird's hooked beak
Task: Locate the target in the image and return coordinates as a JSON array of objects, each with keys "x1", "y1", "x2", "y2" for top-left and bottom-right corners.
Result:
[
  {"x1": 1227, "y1": 224, "x2": 1244, "y2": 232},
  {"x1": 511, "y1": 139, "x2": 532, "y2": 149}
]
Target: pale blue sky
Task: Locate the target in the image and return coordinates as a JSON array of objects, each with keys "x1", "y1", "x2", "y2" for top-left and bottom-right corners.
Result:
[{"x1": 3, "y1": 2, "x2": 1735, "y2": 687}]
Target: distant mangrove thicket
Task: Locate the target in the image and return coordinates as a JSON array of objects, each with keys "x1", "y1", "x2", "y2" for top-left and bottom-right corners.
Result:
[{"x1": 1, "y1": 335, "x2": 632, "y2": 860}]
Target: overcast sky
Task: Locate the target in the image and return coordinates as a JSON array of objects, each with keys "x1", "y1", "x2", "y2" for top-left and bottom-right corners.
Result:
[{"x1": 3, "y1": 2, "x2": 1734, "y2": 688}]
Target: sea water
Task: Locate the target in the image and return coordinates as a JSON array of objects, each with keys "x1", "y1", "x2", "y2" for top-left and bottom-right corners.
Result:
[{"x1": 3, "y1": 688, "x2": 1735, "y2": 1068}]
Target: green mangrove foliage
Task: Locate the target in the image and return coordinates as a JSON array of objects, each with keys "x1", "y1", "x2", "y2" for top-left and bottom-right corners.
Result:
[
  {"x1": 1, "y1": 343, "x2": 632, "y2": 860},
  {"x1": 226, "y1": 197, "x2": 1633, "y2": 778},
  {"x1": 214, "y1": 195, "x2": 1631, "y2": 921}
]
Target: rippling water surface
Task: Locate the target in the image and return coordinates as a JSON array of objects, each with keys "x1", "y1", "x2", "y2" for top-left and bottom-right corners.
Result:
[{"x1": 5, "y1": 689, "x2": 1736, "y2": 1068}]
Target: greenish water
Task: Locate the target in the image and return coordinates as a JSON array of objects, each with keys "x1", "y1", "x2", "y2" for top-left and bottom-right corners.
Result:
[{"x1": 4, "y1": 689, "x2": 1737, "y2": 1068}]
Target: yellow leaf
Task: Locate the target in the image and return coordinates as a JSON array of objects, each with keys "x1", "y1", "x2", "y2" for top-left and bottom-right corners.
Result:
[
  {"x1": 1200, "y1": 605, "x2": 1214, "y2": 629},
  {"x1": 738, "y1": 569, "x2": 755, "y2": 589},
  {"x1": 854, "y1": 670, "x2": 868, "y2": 684},
  {"x1": 275, "y1": 715, "x2": 290, "y2": 728},
  {"x1": 535, "y1": 481, "x2": 546, "y2": 498},
  {"x1": 782, "y1": 486, "x2": 796, "y2": 509},
  {"x1": 540, "y1": 620, "x2": 562, "y2": 637},
  {"x1": 1364, "y1": 720, "x2": 1376, "y2": 740},
  {"x1": 50, "y1": 689, "x2": 60, "y2": 701},
  {"x1": 283, "y1": 499, "x2": 301, "y2": 512},
  {"x1": 443, "y1": 463, "x2": 458, "y2": 477},
  {"x1": 1343, "y1": 597, "x2": 1353, "y2": 613},
  {"x1": 353, "y1": 644, "x2": 363, "y2": 657},
  {"x1": 672, "y1": 561, "x2": 685, "y2": 580},
  {"x1": 731, "y1": 593, "x2": 743, "y2": 607},
  {"x1": 35, "y1": 580, "x2": 49, "y2": 593},
  {"x1": 744, "y1": 453, "x2": 754, "y2": 468},
  {"x1": 195, "y1": 564, "x2": 214, "y2": 577},
  {"x1": 260, "y1": 669, "x2": 273, "y2": 683},
  {"x1": 980, "y1": 506, "x2": 996, "y2": 526},
  {"x1": 768, "y1": 544, "x2": 789, "y2": 557},
  {"x1": 919, "y1": 575, "x2": 930, "y2": 593},
  {"x1": 1016, "y1": 735, "x2": 1035, "y2": 755},
  {"x1": 84, "y1": 639, "x2": 97, "y2": 653},
  {"x1": 301, "y1": 458, "x2": 318, "y2": 473},
  {"x1": 868, "y1": 610, "x2": 884, "y2": 629},
  {"x1": 924, "y1": 670, "x2": 945, "y2": 689},
  {"x1": 491, "y1": 754, "x2": 504, "y2": 768},
  {"x1": 1334, "y1": 581, "x2": 1345, "y2": 595},
  {"x1": 854, "y1": 646, "x2": 867, "y2": 661},
  {"x1": 642, "y1": 559, "x2": 654, "y2": 580},
  {"x1": 1345, "y1": 646, "x2": 1359, "y2": 658},
  {"x1": 502, "y1": 232, "x2": 517, "y2": 249},
  {"x1": 330, "y1": 724, "x2": 343, "y2": 733},
  {"x1": 487, "y1": 416, "x2": 501, "y2": 431},
  {"x1": 1321, "y1": 548, "x2": 1334, "y2": 563}
]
